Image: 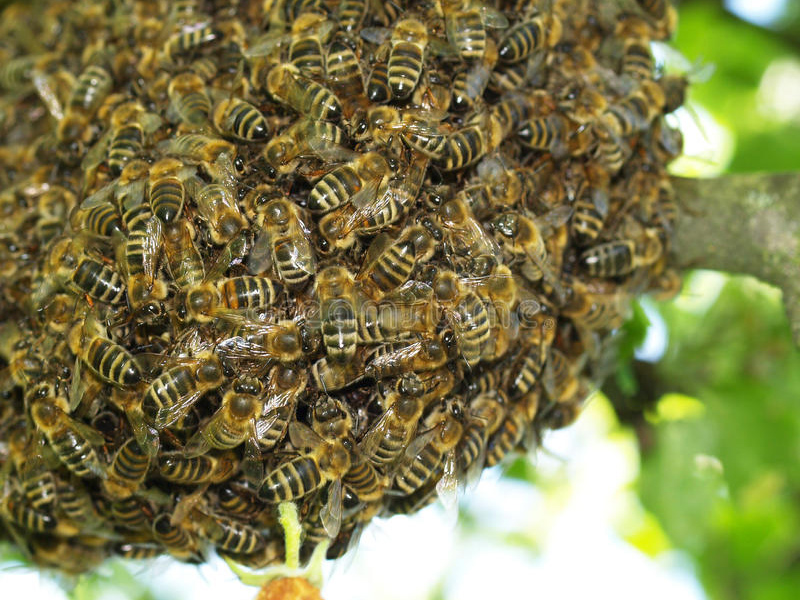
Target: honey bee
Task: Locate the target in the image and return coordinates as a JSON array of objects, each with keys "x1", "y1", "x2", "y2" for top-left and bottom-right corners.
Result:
[
  {"x1": 619, "y1": 30, "x2": 654, "y2": 83},
  {"x1": 570, "y1": 165, "x2": 611, "y2": 244},
  {"x1": 451, "y1": 38, "x2": 499, "y2": 111},
  {"x1": 426, "y1": 268, "x2": 492, "y2": 368},
  {"x1": 357, "y1": 224, "x2": 437, "y2": 301},
  {"x1": 635, "y1": 0, "x2": 678, "y2": 39},
  {"x1": 212, "y1": 97, "x2": 270, "y2": 141},
  {"x1": 542, "y1": 348, "x2": 581, "y2": 404},
  {"x1": 459, "y1": 391, "x2": 507, "y2": 481},
  {"x1": 165, "y1": 133, "x2": 245, "y2": 186},
  {"x1": 441, "y1": 0, "x2": 508, "y2": 61},
  {"x1": 489, "y1": 207, "x2": 571, "y2": 296},
  {"x1": 258, "y1": 421, "x2": 351, "y2": 536},
  {"x1": 288, "y1": 12, "x2": 334, "y2": 79},
  {"x1": 580, "y1": 219, "x2": 663, "y2": 276},
  {"x1": 359, "y1": 373, "x2": 427, "y2": 465},
  {"x1": 312, "y1": 355, "x2": 364, "y2": 392},
  {"x1": 152, "y1": 513, "x2": 202, "y2": 562},
  {"x1": 148, "y1": 157, "x2": 196, "y2": 223},
  {"x1": 266, "y1": 63, "x2": 342, "y2": 120},
  {"x1": 162, "y1": 22, "x2": 221, "y2": 63},
  {"x1": 355, "y1": 106, "x2": 447, "y2": 159},
  {"x1": 243, "y1": 198, "x2": 312, "y2": 288},
  {"x1": 436, "y1": 110, "x2": 504, "y2": 170},
  {"x1": 336, "y1": 0, "x2": 369, "y2": 32},
  {"x1": 326, "y1": 34, "x2": 367, "y2": 118},
  {"x1": 47, "y1": 237, "x2": 126, "y2": 305},
  {"x1": 184, "y1": 376, "x2": 265, "y2": 456},
  {"x1": 600, "y1": 80, "x2": 665, "y2": 137},
  {"x1": 168, "y1": 71, "x2": 212, "y2": 126},
  {"x1": 308, "y1": 151, "x2": 390, "y2": 215},
  {"x1": 107, "y1": 102, "x2": 161, "y2": 176},
  {"x1": 366, "y1": 60, "x2": 391, "y2": 103},
  {"x1": 189, "y1": 179, "x2": 248, "y2": 245},
  {"x1": 262, "y1": 118, "x2": 351, "y2": 175},
  {"x1": 394, "y1": 399, "x2": 464, "y2": 507},
  {"x1": 593, "y1": 119, "x2": 629, "y2": 174},
  {"x1": 142, "y1": 352, "x2": 225, "y2": 430},
  {"x1": 68, "y1": 316, "x2": 142, "y2": 387},
  {"x1": 29, "y1": 395, "x2": 106, "y2": 480},
  {"x1": 108, "y1": 497, "x2": 150, "y2": 531},
  {"x1": 4, "y1": 428, "x2": 57, "y2": 513},
  {"x1": 1, "y1": 488, "x2": 57, "y2": 535},
  {"x1": 254, "y1": 365, "x2": 307, "y2": 451},
  {"x1": 508, "y1": 309, "x2": 556, "y2": 399},
  {"x1": 561, "y1": 276, "x2": 630, "y2": 332},
  {"x1": 102, "y1": 438, "x2": 151, "y2": 500},
  {"x1": 456, "y1": 154, "x2": 525, "y2": 219},
  {"x1": 365, "y1": 334, "x2": 450, "y2": 380},
  {"x1": 318, "y1": 153, "x2": 428, "y2": 250},
  {"x1": 163, "y1": 219, "x2": 205, "y2": 290},
  {"x1": 58, "y1": 62, "x2": 113, "y2": 142},
  {"x1": 435, "y1": 197, "x2": 500, "y2": 263},
  {"x1": 195, "y1": 509, "x2": 267, "y2": 555},
  {"x1": 388, "y1": 18, "x2": 431, "y2": 100},
  {"x1": 72, "y1": 198, "x2": 123, "y2": 238},
  {"x1": 485, "y1": 391, "x2": 539, "y2": 466},
  {"x1": 312, "y1": 396, "x2": 383, "y2": 505},
  {"x1": 498, "y1": 12, "x2": 562, "y2": 63},
  {"x1": 182, "y1": 232, "x2": 282, "y2": 323},
  {"x1": 158, "y1": 450, "x2": 239, "y2": 485},
  {"x1": 315, "y1": 266, "x2": 360, "y2": 363}
]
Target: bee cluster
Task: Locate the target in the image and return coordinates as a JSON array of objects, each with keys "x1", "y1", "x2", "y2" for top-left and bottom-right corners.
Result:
[{"x1": 0, "y1": 0, "x2": 684, "y2": 575}]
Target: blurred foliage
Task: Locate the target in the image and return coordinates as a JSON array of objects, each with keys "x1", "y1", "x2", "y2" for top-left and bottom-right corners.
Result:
[
  {"x1": 675, "y1": 1, "x2": 800, "y2": 171},
  {"x1": 605, "y1": 1, "x2": 800, "y2": 598}
]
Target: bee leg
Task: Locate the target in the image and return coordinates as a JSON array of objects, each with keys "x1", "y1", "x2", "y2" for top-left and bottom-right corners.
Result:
[{"x1": 222, "y1": 501, "x2": 330, "y2": 589}]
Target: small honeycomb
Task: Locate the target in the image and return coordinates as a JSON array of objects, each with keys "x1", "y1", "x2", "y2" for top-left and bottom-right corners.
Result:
[{"x1": 0, "y1": 0, "x2": 683, "y2": 573}]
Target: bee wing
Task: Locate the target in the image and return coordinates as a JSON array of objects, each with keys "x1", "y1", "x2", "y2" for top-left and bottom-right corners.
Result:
[
  {"x1": 79, "y1": 182, "x2": 116, "y2": 209},
  {"x1": 349, "y1": 175, "x2": 385, "y2": 211},
  {"x1": 357, "y1": 232, "x2": 393, "y2": 280},
  {"x1": 536, "y1": 204, "x2": 573, "y2": 232},
  {"x1": 305, "y1": 136, "x2": 358, "y2": 163},
  {"x1": 403, "y1": 427, "x2": 437, "y2": 461},
  {"x1": 241, "y1": 423, "x2": 264, "y2": 484},
  {"x1": 243, "y1": 32, "x2": 289, "y2": 57},
  {"x1": 215, "y1": 333, "x2": 281, "y2": 362},
  {"x1": 254, "y1": 407, "x2": 291, "y2": 450},
  {"x1": 67, "y1": 414, "x2": 107, "y2": 448},
  {"x1": 246, "y1": 229, "x2": 274, "y2": 276},
  {"x1": 435, "y1": 449, "x2": 459, "y2": 513},
  {"x1": 288, "y1": 420, "x2": 324, "y2": 451},
  {"x1": 402, "y1": 107, "x2": 449, "y2": 123},
  {"x1": 127, "y1": 407, "x2": 160, "y2": 458},
  {"x1": 141, "y1": 216, "x2": 163, "y2": 283},
  {"x1": 203, "y1": 230, "x2": 249, "y2": 283},
  {"x1": 154, "y1": 389, "x2": 206, "y2": 430},
  {"x1": 69, "y1": 355, "x2": 84, "y2": 413},
  {"x1": 320, "y1": 478, "x2": 343, "y2": 539},
  {"x1": 480, "y1": 6, "x2": 509, "y2": 29},
  {"x1": 31, "y1": 71, "x2": 63, "y2": 120},
  {"x1": 360, "y1": 27, "x2": 391, "y2": 45},
  {"x1": 169, "y1": 485, "x2": 208, "y2": 527},
  {"x1": 357, "y1": 407, "x2": 394, "y2": 459}
]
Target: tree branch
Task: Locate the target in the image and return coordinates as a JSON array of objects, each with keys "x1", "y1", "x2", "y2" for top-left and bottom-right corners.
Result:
[{"x1": 671, "y1": 173, "x2": 800, "y2": 345}]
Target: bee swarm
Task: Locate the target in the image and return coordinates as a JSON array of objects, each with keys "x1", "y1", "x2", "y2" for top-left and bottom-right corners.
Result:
[{"x1": 0, "y1": 0, "x2": 683, "y2": 574}]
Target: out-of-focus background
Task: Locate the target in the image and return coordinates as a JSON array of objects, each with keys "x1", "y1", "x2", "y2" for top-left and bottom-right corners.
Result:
[{"x1": 3, "y1": 1, "x2": 800, "y2": 598}]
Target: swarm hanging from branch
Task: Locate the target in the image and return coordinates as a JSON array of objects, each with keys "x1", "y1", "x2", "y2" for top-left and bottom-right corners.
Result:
[{"x1": 0, "y1": 0, "x2": 692, "y2": 581}]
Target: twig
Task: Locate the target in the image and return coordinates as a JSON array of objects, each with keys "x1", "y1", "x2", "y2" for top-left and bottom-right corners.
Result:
[{"x1": 671, "y1": 173, "x2": 800, "y2": 345}]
